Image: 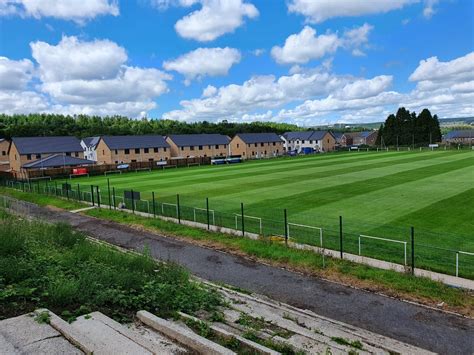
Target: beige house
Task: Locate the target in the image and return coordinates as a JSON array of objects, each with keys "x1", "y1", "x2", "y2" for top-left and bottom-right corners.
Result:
[
  {"x1": 9, "y1": 136, "x2": 84, "y2": 172},
  {"x1": 95, "y1": 135, "x2": 171, "y2": 164},
  {"x1": 0, "y1": 139, "x2": 10, "y2": 171},
  {"x1": 230, "y1": 133, "x2": 284, "y2": 159},
  {"x1": 166, "y1": 134, "x2": 230, "y2": 158}
]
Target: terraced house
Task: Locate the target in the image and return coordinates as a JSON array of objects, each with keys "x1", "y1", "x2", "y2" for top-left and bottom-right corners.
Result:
[
  {"x1": 9, "y1": 136, "x2": 85, "y2": 172},
  {"x1": 166, "y1": 134, "x2": 230, "y2": 158},
  {"x1": 95, "y1": 135, "x2": 171, "y2": 164},
  {"x1": 282, "y1": 130, "x2": 336, "y2": 153},
  {"x1": 230, "y1": 133, "x2": 284, "y2": 159},
  {"x1": 0, "y1": 138, "x2": 10, "y2": 171}
]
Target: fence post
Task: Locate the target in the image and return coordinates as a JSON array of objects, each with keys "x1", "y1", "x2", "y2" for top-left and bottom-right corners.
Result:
[
  {"x1": 107, "y1": 178, "x2": 111, "y2": 210},
  {"x1": 152, "y1": 192, "x2": 156, "y2": 218},
  {"x1": 339, "y1": 216, "x2": 343, "y2": 259},
  {"x1": 284, "y1": 209, "x2": 288, "y2": 246},
  {"x1": 206, "y1": 197, "x2": 210, "y2": 230},
  {"x1": 66, "y1": 184, "x2": 69, "y2": 200},
  {"x1": 96, "y1": 186, "x2": 100, "y2": 208},
  {"x1": 55, "y1": 181, "x2": 58, "y2": 196},
  {"x1": 90, "y1": 185, "x2": 95, "y2": 206},
  {"x1": 411, "y1": 226, "x2": 415, "y2": 275},
  {"x1": 112, "y1": 187, "x2": 116, "y2": 210},
  {"x1": 177, "y1": 194, "x2": 181, "y2": 224},
  {"x1": 77, "y1": 184, "x2": 81, "y2": 201},
  {"x1": 241, "y1": 202, "x2": 245, "y2": 237},
  {"x1": 131, "y1": 189, "x2": 135, "y2": 214}
]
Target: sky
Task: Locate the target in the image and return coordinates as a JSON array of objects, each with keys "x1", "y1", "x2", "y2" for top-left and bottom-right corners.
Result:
[{"x1": 0, "y1": 0, "x2": 473, "y2": 126}]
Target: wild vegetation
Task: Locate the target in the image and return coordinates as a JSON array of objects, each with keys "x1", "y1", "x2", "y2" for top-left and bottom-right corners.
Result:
[{"x1": 0, "y1": 210, "x2": 222, "y2": 322}]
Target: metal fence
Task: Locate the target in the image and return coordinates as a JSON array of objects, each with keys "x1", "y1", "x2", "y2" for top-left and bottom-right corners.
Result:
[{"x1": 1, "y1": 178, "x2": 473, "y2": 280}]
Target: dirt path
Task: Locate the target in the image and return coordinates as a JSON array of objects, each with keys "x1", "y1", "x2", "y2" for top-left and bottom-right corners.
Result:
[{"x1": 20, "y1": 203, "x2": 474, "y2": 354}]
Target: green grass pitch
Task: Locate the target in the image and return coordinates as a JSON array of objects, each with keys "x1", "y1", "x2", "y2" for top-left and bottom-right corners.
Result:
[{"x1": 65, "y1": 150, "x2": 474, "y2": 277}]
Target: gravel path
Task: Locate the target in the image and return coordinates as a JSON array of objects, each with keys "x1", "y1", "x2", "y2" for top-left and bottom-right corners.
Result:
[{"x1": 19, "y1": 203, "x2": 474, "y2": 354}]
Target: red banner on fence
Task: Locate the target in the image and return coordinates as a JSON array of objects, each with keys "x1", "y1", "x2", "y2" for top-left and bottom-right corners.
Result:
[{"x1": 72, "y1": 168, "x2": 88, "y2": 175}]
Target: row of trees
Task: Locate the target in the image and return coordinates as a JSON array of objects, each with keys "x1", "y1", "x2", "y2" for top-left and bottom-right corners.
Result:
[
  {"x1": 376, "y1": 108, "x2": 442, "y2": 147},
  {"x1": 0, "y1": 114, "x2": 299, "y2": 139}
]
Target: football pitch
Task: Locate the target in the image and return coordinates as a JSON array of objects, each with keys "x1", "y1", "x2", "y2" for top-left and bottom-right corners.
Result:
[{"x1": 68, "y1": 150, "x2": 474, "y2": 276}]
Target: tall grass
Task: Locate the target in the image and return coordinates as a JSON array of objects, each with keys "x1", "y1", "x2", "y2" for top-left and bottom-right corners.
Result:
[{"x1": 0, "y1": 211, "x2": 222, "y2": 322}]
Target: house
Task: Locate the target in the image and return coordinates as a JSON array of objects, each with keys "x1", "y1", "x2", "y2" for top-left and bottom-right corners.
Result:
[
  {"x1": 166, "y1": 134, "x2": 230, "y2": 158},
  {"x1": 344, "y1": 131, "x2": 379, "y2": 146},
  {"x1": 81, "y1": 136, "x2": 101, "y2": 161},
  {"x1": 0, "y1": 138, "x2": 10, "y2": 171},
  {"x1": 95, "y1": 135, "x2": 171, "y2": 164},
  {"x1": 282, "y1": 131, "x2": 336, "y2": 153},
  {"x1": 230, "y1": 133, "x2": 284, "y2": 159},
  {"x1": 332, "y1": 132, "x2": 344, "y2": 147},
  {"x1": 443, "y1": 130, "x2": 474, "y2": 145},
  {"x1": 21, "y1": 154, "x2": 94, "y2": 169},
  {"x1": 9, "y1": 136, "x2": 84, "y2": 172}
]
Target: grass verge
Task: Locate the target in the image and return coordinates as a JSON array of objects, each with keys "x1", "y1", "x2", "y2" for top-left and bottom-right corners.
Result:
[
  {"x1": 1, "y1": 187, "x2": 473, "y2": 317},
  {"x1": 0, "y1": 208, "x2": 222, "y2": 322}
]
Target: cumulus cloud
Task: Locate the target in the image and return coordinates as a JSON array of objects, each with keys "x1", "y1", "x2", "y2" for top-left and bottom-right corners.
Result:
[
  {"x1": 174, "y1": 0, "x2": 259, "y2": 41},
  {"x1": 287, "y1": 0, "x2": 416, "y2": 23},
  {"x1": 163, "y1": 47, "x2": 241, "y2": 84},
  {"x1": 0, "y1": 0, "x2": 119, "y2": 23},
  {"x1": 0, "y1": 57, "x2": 35, "y2": 90},
  {"x1": 0, "y1": 36, "x2": 172, "y2": 117},
  {"x1": 409, "y1": 52, "x2": 474, "y2": 83},
  {"x1": 271, "y1": 23, "x2": 373, "y2": 65}
]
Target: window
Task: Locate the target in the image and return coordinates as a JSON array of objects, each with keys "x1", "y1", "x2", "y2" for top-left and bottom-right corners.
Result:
[
  {"x1": 236, "y1": 143, "x2": 239, "y2": 148},
  {"x1": 327, "y1": 139, "x2": 329, "y2": 143},
  {"x1": 243, "y1": 152, "x2": 245, "y2": 156},
  {"x1": 264, "y1": 150, "x2": 267, "y2": 155},
  {"x1": 26, "y1": 154, "x2": 31, "y2": 160},
  {"x1": 198, "y1": 145, "x2": 203, "y2": 150},
  {"x1": 36, "y1": 154, "x2": 41, "y2": 159},
  {"x1": 254, "y1": 143, "x2": 257, "y2": 147},
  {"x1": 248, "y1": 144, "x2": 251, "y2": 147},
  {"x1": 148, "y1": 158, "x2": 153, "y2": 162},
  {"x1": 309, "y1": 140, "x2": 313, "y2": 144},
  {"x1": 144, "y1": 148, "x2": 149, "y2": 153},
  {"x1": 252, "y1": 151, "x2": 255, "y2": 155},
  {"x1": 2, "y1": 151, "x2": 6, "y2": 156},
  {"x1": 102, "y1": 150, "x2": 105, "y2": 155},
  {"x1": 66, "y1": 152, "x2": 71, "y2": 157},
  {"x1": 163, "y1": 147, "x2": 167, "y2": 152},
  {"x1": 125, "y1": 149, "x2": 130, "y2": 154},
  {"x1": 190, "y1": 146, "x2": 195, "y2": 151},
  {"x1": 135, "y1": 148, "x2": 140, "y2": 154},
  {"x1": 15, "y1": 154, "x2": 17, "y2": 160},
  {"x1": 115, "y1": 149, "x2": 118, "y2": 154},
  {"x1": 208, "y1": 145, "x2": 212, "y2": 149},
  {"x1": 115, "y1": 161, "x2": 118, "y2": 164},
  {"x1": 302, "y1": 140, "x2": 305, "y2": 144},
  {"x1": 276, "y1": 149, "x2": 279, "y2": 153},
  {"x1": 215, "y1": 144, "x2": 219, "y2": 149},
  {"x1": 273, "y1": 142, "x2": 276, "y2": 146},
  {"x1": 131, "y1": 159, "x2": 137, "y2": 163},
  {"x1": 261, "y1": 143, "x2": 264, "y2": 147},
  {"x1": 181, "y1": 147, "x2": 184, "y2": 151},
  {"x1": 154, "y1": 147, "x2": 158, "y2": 153},
  {"x1": 75, "y1": 152, "x2": 79, "y2": 157}
]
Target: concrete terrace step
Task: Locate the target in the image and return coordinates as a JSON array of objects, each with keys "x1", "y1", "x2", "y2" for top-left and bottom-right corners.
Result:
[{"x1": 0, "y1": 313, "x2": 83, "y2": 355}]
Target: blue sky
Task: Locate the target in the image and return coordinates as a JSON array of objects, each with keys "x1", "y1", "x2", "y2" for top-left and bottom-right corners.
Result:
[{"x1": 0, "y1": 0, "x2": 473, "y2": 125}]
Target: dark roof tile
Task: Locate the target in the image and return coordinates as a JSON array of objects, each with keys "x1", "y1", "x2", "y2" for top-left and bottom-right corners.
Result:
[
  {"x1": 101, "y1": 135, "x2": 169, "y2": 149},
  {"x1": 236, "y1": 133, "x2": 283, "y2": 144},
  {"x1": 167, "y1": 134, "x2": 230, "y2": 147},
  {"x1": 12, "y1": 136, "x2": 83, "y2": 155}
]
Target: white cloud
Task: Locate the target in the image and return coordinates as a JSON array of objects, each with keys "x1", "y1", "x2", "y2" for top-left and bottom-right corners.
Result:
[
  {"x1": 409, "y1": 52, "x2": 474, "y2": 83},
  {"x1": 287, "y1": 0, "x2": 416, "y2": 23},
  {"x1": 271, "y1": 26, "x2": 340, "y2": 64},
  {"x1": 271, "y1": 23, "x2": 373, "y2": 65},
  {"x1": 31, "y1": 36, "x2": 127, "y2": 81},
  {"x1": 202, "y1": 85, "x2": 217, "y2": 97},
  {"x1": 0, "y1": 36, "x2": 172, "y2": 117},
  {"x1": 163, "y1": 47, "x2": 241, "y2": 83},
  {"x1": 0, "y1": 57, "x2": 35, "y2": 90},
  {"x1": 174, "y1": 0, "x2": 259, "y2": 41},
  {"x1": 0, "y1": 0, "x2": 119, "y2": 23},
  {"x1": 335, "y1": 75, "x2": 393, "y2": 100},
  {"x1": 423, "y1": 0, "x2": 438, "y2": 18}
]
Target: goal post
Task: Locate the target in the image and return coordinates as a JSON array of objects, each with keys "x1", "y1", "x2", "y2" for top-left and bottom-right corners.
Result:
[
  {"x1": 104, "y1": 170, "x2": 122, "y2": 176},
  {"x1": 359, "y1": 234, "x2": 407, "y2": 265},
  {"x1": 287, "y1": 222, "x2": 323, "y2": 247},
  {"x1": 456, "y1": 250, "x2": 474, "y2": 277},
  {"x1": 193, "y1": 207, "x2": 215, "y2": 225},
  {"x1": 234, "y1": 214, "x2": 262, "y2": 234}
]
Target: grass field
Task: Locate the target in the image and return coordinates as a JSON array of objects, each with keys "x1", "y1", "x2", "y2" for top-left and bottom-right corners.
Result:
[{"x1": 55, "y1": 150, "x2": 473, "y2": 277}]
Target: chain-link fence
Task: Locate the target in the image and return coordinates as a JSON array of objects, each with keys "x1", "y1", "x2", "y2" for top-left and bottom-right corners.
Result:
[{"x1": 2, "y1": 178, "x2": 473, "y2": 279}]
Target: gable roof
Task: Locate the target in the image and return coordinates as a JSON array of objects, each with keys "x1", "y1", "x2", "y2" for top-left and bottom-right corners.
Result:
[
  {"x1": 235, "y1": 133, "x2": 283, "y2": 144},
  {"x1": 344, "y1": 131, "x2": 376, "y2": 139},
  {"x1": 12, "y1": 136, "x2": 83, "y2": 155},
  {"x1": 100, "y1": 135, "x2": 170, "y2": 150},
  {"x1": 444, "y1": 130, "x2": 474, "y2": 139},
  {"x1": 167, "y1": 134, "x2": 230, "y2": 147},
  {"x1": 82, "y1": 136, "x2": 101, "y2": 148},
  {"x1": 283, "y1": 130, "x2": 333, "y2": 141},
  {"x1": 332, "y1": 132, "x2": 344, "y2": 139},
  {"x1": 22, "y1": 154, "x2": 94, "y2": 169}
]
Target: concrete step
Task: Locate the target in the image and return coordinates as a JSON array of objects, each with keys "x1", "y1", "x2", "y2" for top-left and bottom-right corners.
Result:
[{"x1": 0, "y1": 313, "x2": 83, "y2": 354}]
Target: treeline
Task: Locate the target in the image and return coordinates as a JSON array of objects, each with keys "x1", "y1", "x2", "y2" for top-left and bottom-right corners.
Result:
[
  {"x1": 0, "y1": 114, "x2": 300, "y2": 139},
  {"x1": 376, "y1": 108, "x2": 442, "y2": 146}
]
